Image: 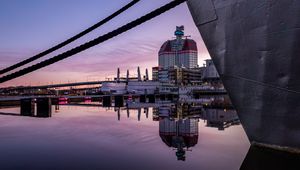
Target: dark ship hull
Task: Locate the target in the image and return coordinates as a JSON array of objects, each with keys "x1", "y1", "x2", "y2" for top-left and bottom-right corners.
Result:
[{"x1": 187, "y1": 0, "x2": 300, "y2": 149}]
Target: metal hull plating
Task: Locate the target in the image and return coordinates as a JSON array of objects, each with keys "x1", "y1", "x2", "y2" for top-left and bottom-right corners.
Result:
[{"x1": 187, "y1": 0, "x2": 300, "y2": 149}]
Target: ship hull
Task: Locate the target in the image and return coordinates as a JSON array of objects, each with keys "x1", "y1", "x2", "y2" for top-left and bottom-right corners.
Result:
[{"x1": 187, "y1": 0, "x2": 300, "y2": 149}]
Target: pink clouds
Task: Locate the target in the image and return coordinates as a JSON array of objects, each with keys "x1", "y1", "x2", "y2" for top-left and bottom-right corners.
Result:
[{"x1": 0, "y1": 1, "x2": 211, "y2": 87}]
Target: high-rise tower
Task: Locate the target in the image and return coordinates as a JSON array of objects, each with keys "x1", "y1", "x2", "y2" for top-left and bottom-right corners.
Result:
[{"x1": 158, "y1": 26, "x2": 198, "y2": 68}]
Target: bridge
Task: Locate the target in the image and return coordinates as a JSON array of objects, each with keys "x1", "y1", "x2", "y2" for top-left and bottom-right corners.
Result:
[
  {"x1": 0, "y1": 0, "x2": 186, "y2": 84},
  {"x1": 1, "y1": 80, "x2": 126, "y2": 90}
]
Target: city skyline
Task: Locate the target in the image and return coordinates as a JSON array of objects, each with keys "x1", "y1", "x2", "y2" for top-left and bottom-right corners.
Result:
[
  {"x1": 0, "y1": 1, "x2": 299, "y2": 169},
  {"x1": 0, "y1": 0, "x2": 210, "y2": 87}
]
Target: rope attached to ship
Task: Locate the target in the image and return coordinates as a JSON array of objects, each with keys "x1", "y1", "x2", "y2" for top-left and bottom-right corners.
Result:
[
  {"x1": 0, "y1": 0, "x2": 187, "y2": 84},
  {"x1": 0, "y1": 0, "x2": 140, "y2": 75}
]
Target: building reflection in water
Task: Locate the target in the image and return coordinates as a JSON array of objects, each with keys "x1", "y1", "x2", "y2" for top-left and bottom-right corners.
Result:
[
  {"x1": 115, "y1": 107, "x2": 149, "y2": 121},
  {"x1": 154, "y1": 103, "x2": 198, "y2": 161},
  {"x1": 159, "y1": 117, "x2": 198, "y2": 161},
  {"x1": 111, "y1": 99, "x2": 240, "y2": 161},
  {"x1": 152, "y1": 102, "x2": 239, "y2": 161},
  {"x1": 201, "y1": 108, "x2": 240, "y2": 130},
  {"x1": 5, "y1": 95, "x2": 298, "y2": 167},
  {"x1": 12, "y1": 95, "x2": 240, "y2": 162}
]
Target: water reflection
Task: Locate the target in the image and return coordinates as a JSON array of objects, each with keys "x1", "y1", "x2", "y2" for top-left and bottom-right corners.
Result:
[
  {"x1": 159, "y1": 117, "x2": 198, "y2": 161},
  {"x1": 0, "y1": 95, "x2": 298, "y2": 169},
  {"x1": 112, "y1": 100, "x2": 239, "y2": 161},
  {"x1": 202, "y1": 108, "x2": 240, "y2": 130},
  {"x1": 37, "y1": 95, "x2": 240, "y2": 162},
  {"x1": 111, "y1": 98, "x2": 299, "y2": 167},
  {"x1": 157, "y1": 105, "x2": 239, "y2": 161}
]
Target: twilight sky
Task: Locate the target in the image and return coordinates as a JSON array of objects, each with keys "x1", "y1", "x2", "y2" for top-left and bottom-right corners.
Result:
[{"x1": 0, "y1": 0, "x2": 210, "y2": 87}]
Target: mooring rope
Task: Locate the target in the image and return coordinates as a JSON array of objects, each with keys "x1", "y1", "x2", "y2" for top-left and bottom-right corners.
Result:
[
  {"x1": 0, "y1": 0, "x2": 186, "y2": 84},
  {"x1": 0, "y1": 0, "x2": 140, "y2": 75}
]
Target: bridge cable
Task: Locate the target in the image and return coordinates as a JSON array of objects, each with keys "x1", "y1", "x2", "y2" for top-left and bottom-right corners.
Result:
[
  {"x1": 0, "y1": 0, "x2": 140, "y2": 75},
  {"x1": 0, "y1": 0, "x2": 186, "y2": 84}
]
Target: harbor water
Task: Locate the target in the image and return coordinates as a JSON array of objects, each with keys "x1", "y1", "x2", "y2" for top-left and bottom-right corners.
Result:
[{"x1": 0, "y1": 98, "x2": 250, "y2": 170}]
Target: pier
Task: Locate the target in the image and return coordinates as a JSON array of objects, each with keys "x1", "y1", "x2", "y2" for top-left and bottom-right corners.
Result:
[{"x1": 0, "y1": 93, "x2": 180, "y2": 116}]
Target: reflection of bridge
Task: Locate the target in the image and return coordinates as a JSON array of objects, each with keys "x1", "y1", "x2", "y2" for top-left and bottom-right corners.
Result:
[
  {"x1": 0, "y1": 95, "x2": 241, "y2": 161},
  {"x1": 3, "y1": 81, "x2": 126, "y2": 90},
  {"x1": 0, "y1": 94, "x2": 128, "y2": 101}
]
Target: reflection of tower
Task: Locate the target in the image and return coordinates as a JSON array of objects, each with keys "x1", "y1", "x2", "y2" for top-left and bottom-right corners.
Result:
[
  {"x1": 159, "y1": 117, "x2": 199, "y2": 161},
  {"x1": 155, "y1": 103, "x2": 202, "y2": 118},
  {"x1": 117, "y1": 108, "x2": 121, "y2": 121},
  {"x1": 115, "y1": 107, "x2": 150, "y2": 121},
  {"x1": 144, "y1": 108, "x2": 149, "y2": 118},
  {"x1": 138, "y1": 108, "x2": 141, "y2": 121},
  {"x1": 127, "y1": 108, "x2": 130, "y2": 118}
]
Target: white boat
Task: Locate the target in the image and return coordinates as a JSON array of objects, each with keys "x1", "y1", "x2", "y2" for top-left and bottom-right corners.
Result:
[{"x1": 100, "y1": 82, "x2": 126, "y2": 95}]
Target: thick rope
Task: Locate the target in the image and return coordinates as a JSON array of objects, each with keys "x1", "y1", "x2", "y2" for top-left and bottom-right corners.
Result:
[
  {"x1": 0, "y1": 0, "x2": 140, "y2": 75},
  {"x1": 0, "y1": 0, "x2": 186, "y2": 84}
]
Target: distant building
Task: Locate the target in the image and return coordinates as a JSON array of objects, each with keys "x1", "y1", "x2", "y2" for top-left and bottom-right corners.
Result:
[
  {"x1": 127, "y1": 81, "x2": 160, "y2": 94},
  {"x1": 101, "y1": 82, "x2": 126, "y2": 94},
  {"x1": 152, "y1": 66, "x2": 161, "y2": 82},
  {"x1": 152, "y1": 26, "x2": 203, "y2": 85},
  {"x1": 152, "y1": 66, "x2": 203, "y2": 85},
  {"x1": 101, "y1": 67, "x2": 160, "y2": 95},
  {"x1": 202, "y1": 59, "x2": 220, "y2": 81},
  {"x1": 158, "y1": 26, "x2": 198, "y2": 69}
]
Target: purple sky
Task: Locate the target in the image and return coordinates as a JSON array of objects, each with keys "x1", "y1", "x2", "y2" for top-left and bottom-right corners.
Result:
[{"x1": 0, "y1": 0, "x2": 210, "y2": 87}]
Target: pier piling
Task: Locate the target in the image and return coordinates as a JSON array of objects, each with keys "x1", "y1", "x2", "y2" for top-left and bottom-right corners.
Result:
[
  {"x1": 115, "y1": 95, "x2": 124, "y2": 107},
  {"x1": 140, "y1": 95, "x2": 146, "y2": 103},
  {"x1": 36, "y1": 98, "x2": 52, "y2": 117},
  {"x1": 148, "y1": 95, "x2": 155, "y2": 103},
  {"x1": 20, "y1": 98, "x2": 35, "y2": 116},
  {"x1": 167, "y1": 94, "x2": 173, "y2": 101},
  {"x1": 160, "y1": 94, "x2": 166, "y2": 101},
  {"x1": 102, "y1": 96, "x2": 112, "y2": 107}
]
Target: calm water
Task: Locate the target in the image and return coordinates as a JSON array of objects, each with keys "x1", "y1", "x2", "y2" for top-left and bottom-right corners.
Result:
[{"x1": 0, "y1": 101, "x2": 250, "y2": 170}]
